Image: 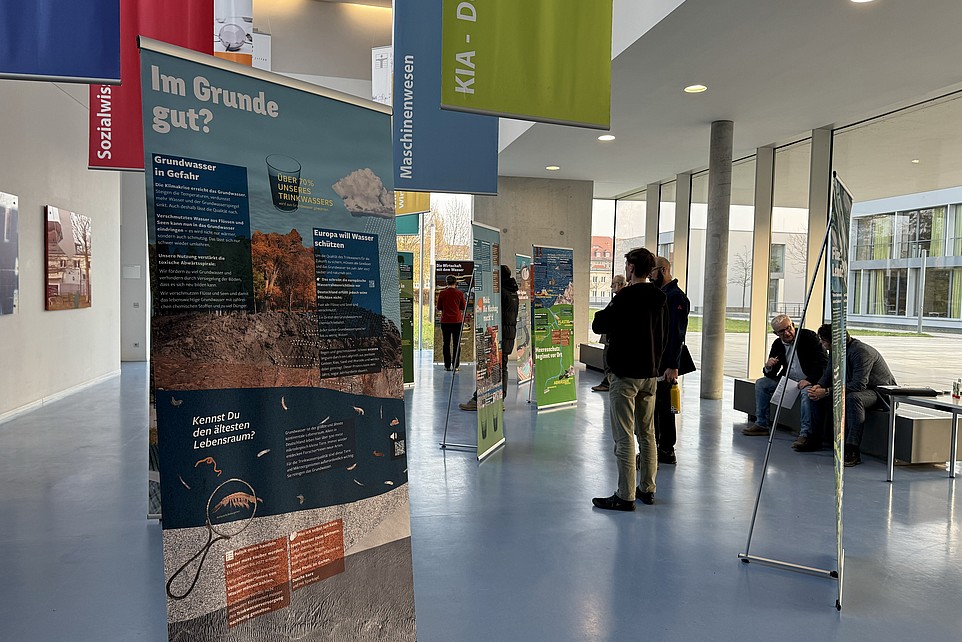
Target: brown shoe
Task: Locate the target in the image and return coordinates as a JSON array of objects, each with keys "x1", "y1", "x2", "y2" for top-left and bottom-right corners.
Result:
[{"x1": 742, "y1": 423, "x2": 770, "y2": 436}]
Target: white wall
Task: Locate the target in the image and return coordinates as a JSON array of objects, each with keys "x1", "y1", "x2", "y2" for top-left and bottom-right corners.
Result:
[
  {"x1": 473, "y1": 176, "x2": 594, "y2": 352},
  {"x1": 0, "y1": 80, "x2": 121, "y2": 421}
]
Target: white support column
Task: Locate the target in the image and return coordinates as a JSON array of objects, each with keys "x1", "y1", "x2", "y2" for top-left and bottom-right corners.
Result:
[
  {"x1": 748, "y1": 146, "x2": 775, "y2": 379},
  {"x1": 646, "y1": 183, "x2": 661, "y2": 253},
  {"x1": 807, "y1": 127, "x2": 833, "y2": 327},
  {"x1": 673, "y1": 173, "x2": 692, "y2": 291}
]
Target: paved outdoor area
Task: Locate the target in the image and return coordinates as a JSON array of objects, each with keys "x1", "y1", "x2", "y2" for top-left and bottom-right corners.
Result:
[{"x1": 685, "y1": 330, "x2": 961, "y2": 389}]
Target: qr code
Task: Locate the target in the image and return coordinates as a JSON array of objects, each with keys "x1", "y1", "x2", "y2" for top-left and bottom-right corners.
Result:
[{"x1": 393, "y1": 439, "x2": 406, "y2": 458}]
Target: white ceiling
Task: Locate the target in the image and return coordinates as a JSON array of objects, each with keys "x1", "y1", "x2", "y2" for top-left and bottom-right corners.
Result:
[{"x1": 496, "y1": 0, "x2": 962, "y2": 199}]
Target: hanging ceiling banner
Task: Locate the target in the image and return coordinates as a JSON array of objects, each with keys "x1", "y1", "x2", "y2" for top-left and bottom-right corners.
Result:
[
  {"x1": 88, "y1": 0, "x2": 213, "y2": 170},
  {"x1": 0, "y1": 0, "x2": 120, "y2": 83},
  {"x1": 394, "y1": 191, "x2": 431, "y2": 216},
  {"x1": 440, "y1": 0, "x2": 612, "y2": 129},
  {"x1": 393, "y1": 0, "x2": 499, "y2": 195},
  {"x1": 214, "y1": 0, "x2": 254, "y2": 66}
]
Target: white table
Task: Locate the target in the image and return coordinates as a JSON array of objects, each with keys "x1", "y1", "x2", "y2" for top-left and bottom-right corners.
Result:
[{"x1": 886, "y1": 394, "x2": 961, "y2": 482}]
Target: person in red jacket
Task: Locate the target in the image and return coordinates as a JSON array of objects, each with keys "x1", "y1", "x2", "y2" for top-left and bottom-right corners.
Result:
[{"x1": 437, "y1": 275, "x2": 467, "y2": 371}]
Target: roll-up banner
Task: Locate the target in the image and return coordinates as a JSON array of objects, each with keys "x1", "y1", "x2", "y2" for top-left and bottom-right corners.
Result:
[
  {"x1": 140, "y1": 39, "x2": 415, "y2": 640},
  {"x1": 440, "y1": 0, "x2": 612, "y2": 129},
  {"x1": 0, "y1": 0, "x2": 120, "y2": 84},
  {"x1": 472, "y1": 223, "x2": 505, "y2": 460},
  {"x1": 829, "y1": 173, "x2": 853, "y2": 610},
  {"x1": 89, "y1": 0, "x2": 213, "y2": 170},
  {"x1": 394, "y1": 0, "x2": 499, "y2": 195},
  {"x1": 399, "y1": 252, "x2": 416, "y2": 387},
  {"x1": 433, "y1": 260, "x2": 475, "y2": 363},
  {"x1": 515, "y1": 254, "x2": 533, "y2": 385},
  {"x1": 532, "y1": 245, "x2": 576, "y2": 409}
]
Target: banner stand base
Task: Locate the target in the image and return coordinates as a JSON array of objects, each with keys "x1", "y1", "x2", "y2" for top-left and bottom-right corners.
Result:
[
  {"x1": 536, "y1": 401, "x2": 578, "y2": 413},
  {"x1": 439, "y1": 442, "x2": 475, "y2": 451},
  {"x1": 477, "y1": 438, "x2": 506, "y2": 463},
  {"x1": 737, "y1": 553, "x2": 838, "y2": 579}
]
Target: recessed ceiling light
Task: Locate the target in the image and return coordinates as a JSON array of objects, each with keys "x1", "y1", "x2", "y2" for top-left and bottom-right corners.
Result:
[
  {"x1": 545, "y1": 165, "x2": 560, "y2": 171},
  {"x1": 911, "y1": 159, "x2": 921, "y2": 164},
  {"x1": 850, "y1": 0, "x2": 875, "y2": 3},
  {"x1": 684, "y1": 84, "x2": 708, "y2": 93},
  {"x1": 598, "y1": 134, "x2": 616, "y2": 141}
]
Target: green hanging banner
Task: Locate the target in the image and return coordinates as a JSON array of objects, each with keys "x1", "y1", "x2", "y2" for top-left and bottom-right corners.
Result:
[{"x1": 440, "y1": 0, "x2": 612, "y2": 129}]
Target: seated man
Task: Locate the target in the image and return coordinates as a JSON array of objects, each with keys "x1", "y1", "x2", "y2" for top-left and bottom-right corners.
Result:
[
  {"x1": 804, "y1": 324, "x2": 896, "y2": 467},
  {"x1": 743, "y1": 314, "x2": 828, "y2": 439}
]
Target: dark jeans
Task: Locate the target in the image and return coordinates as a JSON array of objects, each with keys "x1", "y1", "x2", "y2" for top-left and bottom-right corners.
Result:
[
  {"x1": 846, "y1": 389, "x2": 881, "y2": 448},
  {"x1": 441, "y1": 322, "x2": 462, "y2": 369},
  {"x1": 654, "y1": 378, "x2": 675, "y2": 452}
]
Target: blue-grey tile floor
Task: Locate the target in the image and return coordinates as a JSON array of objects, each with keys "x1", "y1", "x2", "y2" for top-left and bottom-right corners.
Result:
[{"x1": 1, "y1": 355, "x2": 959, "y2": 640}]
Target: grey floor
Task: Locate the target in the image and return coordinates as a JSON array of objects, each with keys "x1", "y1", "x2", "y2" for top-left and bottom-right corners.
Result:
[{"x1": 1, "y1": 356, "x2": 960, "y2": 641}]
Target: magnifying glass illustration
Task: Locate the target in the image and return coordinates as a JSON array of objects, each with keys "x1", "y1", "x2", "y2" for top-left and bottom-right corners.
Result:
[{"x1": 166, "y1": 478, "x2": 260, "y2": 600}]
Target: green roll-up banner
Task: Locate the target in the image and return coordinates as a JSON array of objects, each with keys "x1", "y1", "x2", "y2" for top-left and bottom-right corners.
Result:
[
  {"x1": 472, "y1": 223, "x2": 505, "y2": 460},
  {"x1": 399, "y1": 252, "x2": 416, "y2": 386},
  {"x1": 440, "y1": 0, "x2": 612, "y2": 129},
  {"x1": 829, "y1": 173, "x2": 853, "y2": 610},
  {"x1": 532, "y1": 245, "x2": 577, "y2": 409}
]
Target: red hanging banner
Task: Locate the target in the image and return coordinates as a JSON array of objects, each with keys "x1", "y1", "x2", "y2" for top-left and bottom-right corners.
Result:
[{"x1": 88, "y1": 0, "x2": 213, "y2": 170}]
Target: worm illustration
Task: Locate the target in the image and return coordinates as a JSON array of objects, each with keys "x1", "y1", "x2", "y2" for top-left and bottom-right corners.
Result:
[
  {"x1": 353, "y1": 406, "x2": 365, "y2": 415},
  {"x1": 194, "y1": 457, "x2": 222, "y2": 476},
  {"x1": 281, "y1": 396, "x2": 288, "y2": 411}
]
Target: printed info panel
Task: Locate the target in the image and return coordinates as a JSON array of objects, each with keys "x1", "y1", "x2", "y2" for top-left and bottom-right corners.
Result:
[
  {"x1": 290, "y1": 519, "x2": 346, "y2": 591},
  {"x1": 224, "y1": 536, "x2": 291, "y2": 628}
]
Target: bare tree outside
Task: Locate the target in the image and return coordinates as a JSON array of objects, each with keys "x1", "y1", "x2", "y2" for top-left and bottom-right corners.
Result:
[
  {"x1": 71, "y1": 212, "x2": 92, "y2": 304},
  {"x1": 785, "y1": 232, "x2": 809, "y2": 275},
  {"x1": 729, "y1": 249, "x2": 752, "y2": 309}
]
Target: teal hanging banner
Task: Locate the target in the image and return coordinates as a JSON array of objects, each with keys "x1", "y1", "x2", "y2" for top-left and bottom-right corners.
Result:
[
  {"x1": 396, "y1": 213, "x2": 420, "y2": 236},
  {"x1": 140, "y1": 39, "x2": 415, "y2": 640}
]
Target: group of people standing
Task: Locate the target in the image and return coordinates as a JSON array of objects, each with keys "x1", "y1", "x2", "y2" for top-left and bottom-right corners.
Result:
[{"x1": 590, "y1": 248, "x2": 691, "y2": 512}]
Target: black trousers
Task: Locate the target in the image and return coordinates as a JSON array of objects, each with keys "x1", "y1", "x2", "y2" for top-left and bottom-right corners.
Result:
[
  {"x1": 654, "y1": 379, "x2": 675, "y2": 452},
  {"x1": 441, "y1": 322, "x2": 462, "y2": 369}
]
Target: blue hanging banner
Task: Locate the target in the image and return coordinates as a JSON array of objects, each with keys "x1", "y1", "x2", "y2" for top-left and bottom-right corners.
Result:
[
  {"x1": 393, "y1": 0, "x2": 499, "y2": 195},
  {"x1": 0, "y1": 0, "x2": 120, "y2": 83}
]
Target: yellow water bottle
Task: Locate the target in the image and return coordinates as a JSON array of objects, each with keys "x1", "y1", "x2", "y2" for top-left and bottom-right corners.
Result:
[{"x1": 670, "y1": 382, "x2": 681, "y2": 414}]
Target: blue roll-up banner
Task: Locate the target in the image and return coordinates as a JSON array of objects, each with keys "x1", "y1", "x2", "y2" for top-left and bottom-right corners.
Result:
[
  {"x1": 393, "y1": 0, "x2": 499, "y2": 195},
  {"x1": 0, "y1": 0, "x2": 120, "y2": 83},
  {"x1": 140, "y1": 39, "x2": 415, "y2": 640}
]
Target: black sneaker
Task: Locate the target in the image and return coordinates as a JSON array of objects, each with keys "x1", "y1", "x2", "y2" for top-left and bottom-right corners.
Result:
[
  {"x1": 657, "y1": 449, "x2": 676, "y2": 465},
  {"x1": 635, "y1": 487, "x2": 654, "y2": 505},
  {"x1": 592, "y1": 493, "x2": 635, "y2": 511},
  {"x1": 844, "y1": 445, "x2": 861, "y2": 467}
]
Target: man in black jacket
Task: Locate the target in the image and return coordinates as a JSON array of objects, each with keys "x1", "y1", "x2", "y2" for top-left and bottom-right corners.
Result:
[
  {"x1": 460, "y1": 265, "x2": 520, "y2": 410},
  {"x1": 650, "y1": 256, "x2": 690, "y2": 465},
  {"x1": 743, "y1": 314, "x2": 828, "y2": 439},
  {"x1": 591, "y1": 248, "x2": 668, "y2": 511}
]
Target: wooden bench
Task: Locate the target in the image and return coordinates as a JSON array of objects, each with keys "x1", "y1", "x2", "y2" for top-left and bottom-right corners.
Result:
[{"x1": 732, "y1": 378, "x2": 956, "y2": 464}]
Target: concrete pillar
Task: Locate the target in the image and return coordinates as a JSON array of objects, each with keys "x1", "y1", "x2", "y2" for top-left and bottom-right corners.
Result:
[
  {"x1": 673, "y1": 173, "x2": 692, "y2": 291},
  {"x1": 807, "y1": 127, "x2": 833, "y2": 327},
  {"x1": 646, "y1": 183, "x2": 660, "y2": 253},
  {"x1": 747, "y1": 147, "x2": 775, "y2": 379},
  {"x1": 700, "y1": 120, "x2": 733, "y2": 400}
]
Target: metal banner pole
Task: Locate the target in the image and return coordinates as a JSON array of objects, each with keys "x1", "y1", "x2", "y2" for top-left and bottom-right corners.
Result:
[{"x1": 738, "y1": 210, "x2": 837, "y2": 579}]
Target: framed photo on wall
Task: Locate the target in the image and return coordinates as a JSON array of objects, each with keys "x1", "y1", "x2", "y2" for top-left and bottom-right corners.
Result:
[{"x1": 45, "y1": 205, "x2": 92, "y2": 311}]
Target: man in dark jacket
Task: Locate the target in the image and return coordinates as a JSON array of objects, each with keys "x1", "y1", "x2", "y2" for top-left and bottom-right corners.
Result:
[
  {"x1": 805, "y1": 324, "x2": 896, "y2": 466},
  {"x1": 590, "y1": 247, "x2": 668, "y2": 511},
  {"x1": 460, "y1": 265, "x2": 520, "y2": 410},
  {"x1": 743, "y1": 314, "x2": 828, "y2": 438},
  {"x1": 650, "y1": 256, "x2": 690, "y2": 465}
]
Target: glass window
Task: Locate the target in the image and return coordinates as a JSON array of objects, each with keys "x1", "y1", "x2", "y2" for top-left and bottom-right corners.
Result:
[
  {"x1": 770, "y1": 244, "x2": 785, "y2": 277},
  {"x1": 772, "y1": 140, "x2": 811, "y2": 320},
  {"x1": 589, "y1": 199, "x2": 616, "y2": 342},
  {"x1": 659, "y1": 181, "x2": 676, "y2": 264},
  {"x1": 614, "y1": 193, "x2": 646, "y2": 261}
]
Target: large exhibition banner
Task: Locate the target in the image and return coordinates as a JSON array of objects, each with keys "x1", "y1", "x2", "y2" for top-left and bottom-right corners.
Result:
[
  {"x1": 472, "y1": 223, "x2": 505, "y2": 460},
  {"x1": 515, "y1": 254, "x2": 533, "y2": 385},
  {"x1": 141, "y1": 40, "x2": 415, "y2": 640},
  {"x1": 433, "y1": 260, "x2": 475, "y2": 364},
  {"x1": 89, "y1": 0, "x2": 213, "y2": 170},
  {"x1": 398, "y1": 252, "x2": 416, "y2": 386},
  {"x1": 394, "y1": 0, "x2": 499, "y2": 195},
  {"x1": 440, "y1": 0, "x2": 613, "y2": 129},
  {"x1": 0, "y1": 192, "x2": 19, "y2": 316},
  {"x1": 0, "y1": 0, "x2": 120, "y2": 83},
  {"x1": 829, "y1": 173, "x2": 853, "y2": 610},
  {"x1": 532, "y1": 245, "x2": 576, "y2": 408}
]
